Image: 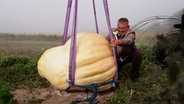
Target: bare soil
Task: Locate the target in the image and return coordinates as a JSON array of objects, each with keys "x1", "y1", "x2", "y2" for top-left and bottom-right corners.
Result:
[{"x1": 12, "y1": 86, "x2": 116, "y2": 104}]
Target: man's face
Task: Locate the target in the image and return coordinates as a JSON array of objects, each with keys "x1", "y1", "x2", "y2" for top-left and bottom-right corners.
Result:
[{"x1": 117, "y1": 22, "x2": 129, "y2": 35}]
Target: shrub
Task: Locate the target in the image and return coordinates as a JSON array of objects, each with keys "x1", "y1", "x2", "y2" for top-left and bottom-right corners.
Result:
[
  {"x1": 0, "y1": 56, "x2": 30, "y2": 67},
  {"x1": 0, "y1": 85, "x2": 14, "y2": 104},
  {"x1": 0, "y1": 54, "x2": 49, "y2": 89}
]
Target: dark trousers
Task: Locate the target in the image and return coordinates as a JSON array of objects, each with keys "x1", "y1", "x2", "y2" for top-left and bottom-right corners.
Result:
[{"x1": 117, "y1": 48, "x2": 142, "y2": 80}]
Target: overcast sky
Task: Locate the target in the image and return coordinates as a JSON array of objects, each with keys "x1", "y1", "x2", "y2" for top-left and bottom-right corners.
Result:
[{"x1": 0, "y1": 0, "x2": 184, "y2": 35}]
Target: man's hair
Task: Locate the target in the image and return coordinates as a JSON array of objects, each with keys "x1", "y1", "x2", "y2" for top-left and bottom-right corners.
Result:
[{"x1": 118, "y1": 17, "x2": 129, "y2": 24}]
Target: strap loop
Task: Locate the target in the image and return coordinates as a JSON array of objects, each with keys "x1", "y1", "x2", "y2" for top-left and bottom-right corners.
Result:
[{"x1": 66, "y1": 80, "x2": 116, "y2": 104}]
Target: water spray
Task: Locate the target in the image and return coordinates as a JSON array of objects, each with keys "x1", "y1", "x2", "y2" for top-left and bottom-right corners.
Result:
[{"x1": 131, "y1": 15, "x2": 181, "y2": 32}]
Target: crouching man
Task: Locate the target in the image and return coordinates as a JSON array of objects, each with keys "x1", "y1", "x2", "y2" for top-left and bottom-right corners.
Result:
[{"x1": 106, "y1": 17, "x2": 142, "y2": 82}]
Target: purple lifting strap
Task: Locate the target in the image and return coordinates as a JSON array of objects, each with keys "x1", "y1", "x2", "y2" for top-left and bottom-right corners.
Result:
[
  {"x1": 92, "y1": 0, "x2": 99, "y2": 34},
  {"x1": 62, "y1": 0, "x2": 72, "y2": 45},
  {"x1": 103, "y1": 0, "x2": 118, "y2": 80},
  {"x1": 68, "y1": 0, "x2": 78, "y2": 85}
]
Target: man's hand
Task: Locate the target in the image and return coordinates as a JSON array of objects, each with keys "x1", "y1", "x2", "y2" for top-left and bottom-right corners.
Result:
[{"x1": 110, "y1": 40, "x2": 120, "y2": 46}]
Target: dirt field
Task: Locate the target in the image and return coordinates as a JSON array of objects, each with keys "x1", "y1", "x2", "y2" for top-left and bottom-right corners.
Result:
[{"x1": 12, "y1": 86, "x2": 116, "y2": 104}]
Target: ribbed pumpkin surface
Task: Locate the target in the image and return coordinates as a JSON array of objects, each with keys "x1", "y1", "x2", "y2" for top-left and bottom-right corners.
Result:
[{"x1": 37, "y1": 32, "x2": 116, "y2": 91}]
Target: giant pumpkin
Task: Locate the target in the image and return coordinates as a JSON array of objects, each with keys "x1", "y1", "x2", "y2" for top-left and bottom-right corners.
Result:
[{"x1": 37, "y1": 32, "x2": 116, "y2": 91}]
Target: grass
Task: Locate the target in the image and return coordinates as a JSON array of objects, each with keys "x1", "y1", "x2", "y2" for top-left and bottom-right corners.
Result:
[
  {"x1": 0, "y1": 33, "x2": 62, "y2": 41},
  {"x1": 0, "y1": 32, "x2": 63, "y2": 57},
  {"x1": 0, "y1": 34, "x2": 62, "y2": 86},
  {"x1": 0, "y1": 85, "x2": 14, "y2": 104},
  {"x1": 0, "y1": 40, "x2": 61, "y2": 57},
  {"x1": 107, "y1": 43, "x2": 171, "y2": 104},
  {"x1": 0, "y1": 34, "x2": 60, "y2": 103},
  {"x1": 107, "y1": 31, "x2": 184, "y2": 104}
]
